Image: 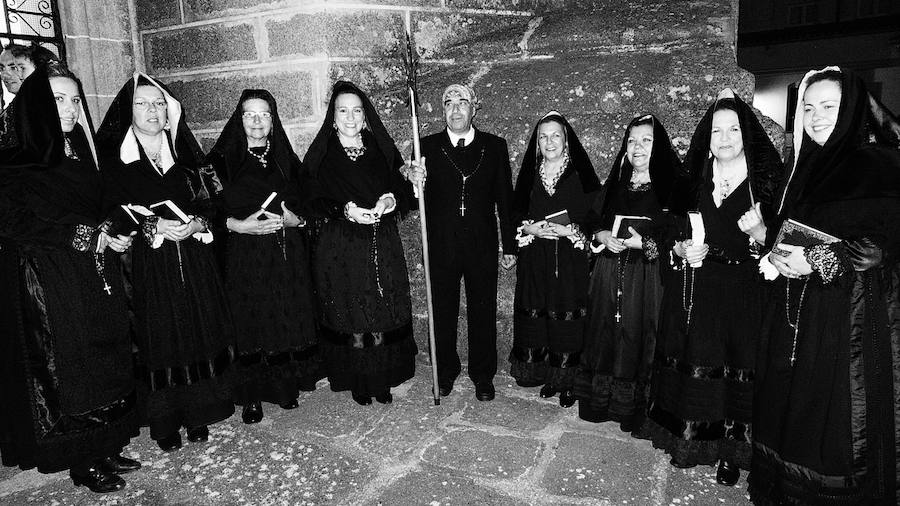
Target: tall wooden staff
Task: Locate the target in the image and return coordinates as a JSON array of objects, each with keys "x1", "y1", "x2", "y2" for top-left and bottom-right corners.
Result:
[{"x1": 402, "y1": 12, "x2": 440, "y2": 405}]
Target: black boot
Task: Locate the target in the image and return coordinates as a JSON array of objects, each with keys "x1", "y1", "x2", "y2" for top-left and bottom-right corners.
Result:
[
  {"x1": 539, "y1": 384, "x2": 555, "y2": 398},
  {"x1": 70, "y1": 465, "x2": 126, "y2": 493},
  {"x1": 186, "y1": 425, "x2": 209, "y2": 443},
  {"x1": 279, "y1": 398, "x2": 299, "y2": 410},
  {"x1": 242, "y1": 401, "x2": 263, "y2": 424},
  {"x1": 157, "y1": 432, "x2": 182, "y2": 452},
  {"x1": 352, "y1": 391, "x2": 372, "y2": 405},
  {"x1": 96, "y1": 454, "x2": 141, "y2": 475},
  {"x1": 715, "y1": 459, "x2": 740, "y2": 486},
  {"x1": 374, "y1": 390, "x2": 393, "y2": 404},
  {"x1": 558, "y1": 390, "x2": 576, "y2": 408}
]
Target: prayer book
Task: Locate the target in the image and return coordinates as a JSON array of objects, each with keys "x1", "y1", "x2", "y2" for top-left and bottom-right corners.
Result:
[
  {"x1": 105, "y1": 204, "x2": 153, "y2": 237},
  {"x1": 260, "y1": 191, "x2": 280, "y2": 213},
  {"x1": 771, "y1": 219, "x2": 840, "y2": 257},
  {"x1": 150, "y1": 200, "x2": 191, "y2": 224},
  {"x1": 545, "y1": 209, "x2": 571, "y2": 226},
  {"x1": 611, "y1": 215, "x2": 651, "y2": 239},
  {"x1": 688, "y1": 211, "x2": 705, "y2": 267}
]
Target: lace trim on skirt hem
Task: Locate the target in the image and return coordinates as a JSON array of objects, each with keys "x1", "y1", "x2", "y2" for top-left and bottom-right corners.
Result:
[{"x1": 642, "y1": 414, "x2": 750, "y2": 469}]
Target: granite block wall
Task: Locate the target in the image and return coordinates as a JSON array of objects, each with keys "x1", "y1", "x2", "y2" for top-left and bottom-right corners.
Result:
[{"x1": 61, "y1": 0, "x2": 779, "y2": 365}]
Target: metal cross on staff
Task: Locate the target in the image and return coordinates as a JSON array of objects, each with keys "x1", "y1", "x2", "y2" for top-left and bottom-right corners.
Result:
[{"x1": 400, "y1": 12, "x2": 440, "y2": 406}]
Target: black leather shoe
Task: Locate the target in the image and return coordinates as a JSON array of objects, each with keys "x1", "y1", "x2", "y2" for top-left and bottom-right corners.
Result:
[
  {"x1": 186, "y1": 425, "x2": 209, "y2": 443},
  {"x1": 716, "y1": 459, "x2": 740, "y2": 486},
  {"x1": 539, "y1": 384, "x2": 555, "y2": 398},
  {"x1": 157, "y1": 432, "x2": 182, "y2": 452},
  {"x1": 242, "y1": 401, "x2": 263, "y2": 424},
  {"x1": 515, "y1": 379, "x2": 543, "y2": 388},
  {"x1": 375, "y1": 391, "x2": 393, "y2": 404},
  {"x1": 558, "y1": 390, "x2": 576, "y2": 408},
  {"x1": 669, "y1": 457, "x2": 693, "y2": 469},
  {"x1": 279, "y1": 398, "x2": 299, "y2": 410},
  {"x1": 96, "y1": 455, "x2": 141, "y2": 475},
  {"x1": 437, "y1": 381, "x2": 453, "y2": 397},
  {"x1": 352, "y1": 392, "x2": 372, "y2": 405},
  {"x1": 70, "y1": 467, "x2": 126, "y2": 493},
  {"x1": 475, "y1": 382, "x2": 495, "y2": 401}
]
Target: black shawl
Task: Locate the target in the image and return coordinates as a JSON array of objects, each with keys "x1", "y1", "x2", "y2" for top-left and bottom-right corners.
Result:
[
  {"x1": 96, "y1": 73, "x2": 204, "y2": 170},
  {"x1": 0, "y1": 69, "x2": 103, "y2": 227},
  {"x1": 302, "y1": 81, "x2": 409, "y2": 214},
  {"x1": 512, "y1": 111, "x2": 600, "y2": 225},
  {"x1": 671, "y1": 90, "x2": 782, "y2": 220},
  {"x1": 96, "y1": 73, "x2": 213, "y2": 215},
  {"x1": 206, "y1": 89, "x2": 303, "y2": 216},
  {"x1": 596, "y1": 114, "x2": 680, "y2": 230},
  {"x1": 776, "y1": 67, "x2": 900, "y2": 220}
]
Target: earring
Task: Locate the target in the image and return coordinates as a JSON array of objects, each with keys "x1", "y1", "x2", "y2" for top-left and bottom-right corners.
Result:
[{"x1": 332, "y1": 122, "x2": 337, "y2": 130}]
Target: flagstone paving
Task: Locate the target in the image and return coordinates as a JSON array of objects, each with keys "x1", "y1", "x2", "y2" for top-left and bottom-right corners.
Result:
[{"x1": 0, "y1": 358, "x2": 752, "y2": 505}]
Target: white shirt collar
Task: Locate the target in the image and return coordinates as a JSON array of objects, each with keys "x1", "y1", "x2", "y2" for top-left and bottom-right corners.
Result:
[
  {"x1": 121, "y1": 126, "x2": 176, "y2": 173},
  {"x1": 446, "y1": 127, "x2": 475, "y2": 147}
]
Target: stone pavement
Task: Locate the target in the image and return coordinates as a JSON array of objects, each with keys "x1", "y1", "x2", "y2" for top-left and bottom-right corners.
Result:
[{"x1": 0, "y1": 358, "x2": 752, "y2": 506}]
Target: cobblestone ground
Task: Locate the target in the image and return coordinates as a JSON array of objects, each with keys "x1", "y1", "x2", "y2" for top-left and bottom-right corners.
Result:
[{"x1": 0, "y1": 358, "x2": 752, "y2": 505}]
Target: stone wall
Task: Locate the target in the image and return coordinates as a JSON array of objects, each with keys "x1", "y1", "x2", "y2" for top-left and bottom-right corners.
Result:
[{"x1": 66, "y1": 0, "x2": 766, "y2": 361}]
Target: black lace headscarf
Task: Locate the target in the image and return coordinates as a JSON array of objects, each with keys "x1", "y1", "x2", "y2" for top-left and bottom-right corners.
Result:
[
  {"x1": 776, "y1": 67, "x2": 900, "y2": 220},
  {"x1": 207, "y1": 89, "x2": 298, "y2": 183},
  {"x1": 596, "y1": 114, "x2": 680, "y2": 228},
  {"x1": 304, "y1": 80, "x2": 401, "y2": 178},
  {"x1": 671, "y1": 90, "x2": 782, "y2": 220},
  {"x1": 96, "y1": 72, "x2": 204, "y2": 171},
  {"x1": 512, "y1": 111, "x2": 600, "y2": 225},
  {"x1": 301, "y1": 80, "x2": 406, "y2": 214}
]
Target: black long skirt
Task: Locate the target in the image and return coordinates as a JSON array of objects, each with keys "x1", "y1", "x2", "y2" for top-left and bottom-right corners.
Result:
[
  {"x1": 313, "y1": 217, "x2": 416, "y2": 397},
  {"x1": 645, "y1": 259, "x2": 762, "y2": 469},
  {"x1": 509, "y1": 237, "x2": 588, "y2": 391},
  {"x1": 749, "y1": 267, "x2": 900, "y2": 505},
  {"x1": 225, "y1": 229, "x2": 321, "y2": 405},
  {"x1": 0, "y1": 245, "x2": 136, "y2": 472},
  {"x1": 575, "y1": 249, "x2": 662, "y2": 432},
  {"x1": 131, "y1": 237, "x2": 235, "y2": 439}
]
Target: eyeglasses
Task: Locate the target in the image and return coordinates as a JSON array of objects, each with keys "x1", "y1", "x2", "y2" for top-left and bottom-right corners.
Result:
[
  {"x1": 242, "y1": 111, "x2": 272, "y2": 121},
  {"x1": 133, "y1": 99, "x2": 167, "y2": 111}
]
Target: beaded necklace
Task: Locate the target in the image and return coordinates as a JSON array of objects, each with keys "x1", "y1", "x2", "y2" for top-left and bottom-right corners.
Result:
[
  {"x1": 441, "y1": 144, "x2": 486, "y2": 217},
  {"x1": 247, "y1": 139, "x2": 270, "y2": 168},
  {"x1": 785, "y1": 278, "x2": 809, "y2": 366}
]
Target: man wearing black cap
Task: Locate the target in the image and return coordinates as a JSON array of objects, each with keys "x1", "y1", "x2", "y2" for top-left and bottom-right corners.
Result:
[{"x1": 405, "y1": 83, "x2": 516, "y2": 401}]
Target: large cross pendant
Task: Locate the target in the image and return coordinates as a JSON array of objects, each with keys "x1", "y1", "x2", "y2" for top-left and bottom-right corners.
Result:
[
  {"x1": 103, "y1": 282, "x2": 112, "y2": 295},
  {"x1": 459, "y1": 176, "x2": 468, "y2": 217}
]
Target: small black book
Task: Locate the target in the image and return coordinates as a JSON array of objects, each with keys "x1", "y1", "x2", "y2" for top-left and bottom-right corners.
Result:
[
  {"x1": 771, "y1": 219, "x2": 840, "y2": 256},
  {"x1": 105, "y1": 204, "x2": 153, "y2": 237},
  {"x1": 545, "y1": 209, "x2": 570, "y2": 226},
  {"x1": 611, "y1": 215, "x2": 651, "y2": 239},
  {"x1": 149, "y1": 200, "x2": 191, "y2": 224}
]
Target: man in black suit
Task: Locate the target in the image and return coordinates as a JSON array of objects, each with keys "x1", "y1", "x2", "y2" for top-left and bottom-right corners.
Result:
[{"x1": 405, "y1": 84, "x2": 516, "y2": 401}]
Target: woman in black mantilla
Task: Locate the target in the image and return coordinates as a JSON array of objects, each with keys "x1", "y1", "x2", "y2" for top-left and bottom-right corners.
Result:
[
  {"x1": 303, "y1": 81, "x2": 417, "y2": 406},
  {"x1": 574, "y1": 114, "x2": 679, "y2": 433},
  {"x1": 96, "y1": 73, "x2": 235, "y2": 452},
  {"x1": 0, "y1": 65, "x2": 140, "y2": 493},
  {"x1": 750, "y1": 68, "x2": 900, "y2": 505},
  {"x1": 509, "y1": 111, "x2": 600, "y2": 407},
  {"x1": 645, "y1": 90, "x2": 782, "y2": 485},
  {"x1": 206, "y1": 89, "x2": 320, "y2": 424}
]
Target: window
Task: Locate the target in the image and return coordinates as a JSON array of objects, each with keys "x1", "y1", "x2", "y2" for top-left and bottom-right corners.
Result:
[
  {"x1": 1, "y1": 0, "x2": 66, "y2": 62},
  {"x1": 787, "y1": 1, "x2": 820, "y2": 25},
  {"x1": 857, "y1": 0, "x2": 896, "y2": 17}
]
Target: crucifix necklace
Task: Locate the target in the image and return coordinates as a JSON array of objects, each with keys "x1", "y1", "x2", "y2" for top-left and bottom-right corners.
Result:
[
  {"x1": 94, "y1": 252, "x2": 112, "y2": 295},
  {"x1": 441, "y1": 145, "x2": 486, "y2": 216}
]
